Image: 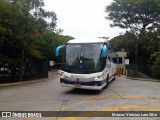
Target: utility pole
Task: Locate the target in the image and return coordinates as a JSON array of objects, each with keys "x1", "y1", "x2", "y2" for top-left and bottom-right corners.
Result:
[
  {"x1": 20, "y1": 43, "x2": 24, "y2": 81},
  {"x1": 135, "y1": 40, "x2": 138, "y2": 77}
]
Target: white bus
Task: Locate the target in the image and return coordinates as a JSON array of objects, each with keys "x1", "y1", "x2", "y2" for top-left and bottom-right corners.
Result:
[{"x1": 55, "y1": 38, "x2": 118, "y2": 90}]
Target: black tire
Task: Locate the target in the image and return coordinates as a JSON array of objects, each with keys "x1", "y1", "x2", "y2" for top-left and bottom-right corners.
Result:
[{"x1": 103, "y1": 75, "x2": 109, "y2": 89}]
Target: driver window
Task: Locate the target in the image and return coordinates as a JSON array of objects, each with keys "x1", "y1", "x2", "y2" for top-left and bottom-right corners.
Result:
[{"x1": 107, "y1": 56, "x2": 111, "y2": 68}]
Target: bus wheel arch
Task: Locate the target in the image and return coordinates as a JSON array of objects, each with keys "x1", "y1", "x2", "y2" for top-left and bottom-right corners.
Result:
[
  {"x1": 113, "y1": 73, "x2": 116, "y2": 80},
  {"x1": 103, "y1": 74, "x2": 109, "y2": 89}
]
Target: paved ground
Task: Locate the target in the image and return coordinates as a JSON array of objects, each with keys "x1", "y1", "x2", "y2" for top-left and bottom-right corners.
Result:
[{"x1": 0, "y1": 73, "x2": 160, "y2": 120}]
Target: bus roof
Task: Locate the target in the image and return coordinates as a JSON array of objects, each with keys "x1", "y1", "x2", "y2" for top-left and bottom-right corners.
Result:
[{"x1": 67, "y1": 38, "x2": 108, "y2": 44}]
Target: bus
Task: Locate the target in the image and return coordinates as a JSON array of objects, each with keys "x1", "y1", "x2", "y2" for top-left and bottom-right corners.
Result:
[{"x1": 55, "y1": 38, "x2": 117, "y2": 90}]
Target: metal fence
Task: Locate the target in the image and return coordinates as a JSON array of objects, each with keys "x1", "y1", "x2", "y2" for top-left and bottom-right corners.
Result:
[
  {"x1": 127, "y1": 64, "x2": 152, "y2": 78},
  {"x1": 0, "y1": 60, "x2": 48, "y2": 83}
]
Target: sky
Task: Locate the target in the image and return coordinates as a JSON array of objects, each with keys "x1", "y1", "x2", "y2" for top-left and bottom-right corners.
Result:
[{"x1": 44, "y1": 0, "x2": 126, "y2": 39}]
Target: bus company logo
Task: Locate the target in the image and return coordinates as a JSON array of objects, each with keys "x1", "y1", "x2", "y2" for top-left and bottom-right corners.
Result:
[
  {"x1": 76, "y1": 78, "x2": 79, "y2": 82},
  {"x1": 71, "y1": 75, "x2": 84, "y2": 78},
  {"x1": 2, "y1": 112, "x2": 11, "y2": 117}
]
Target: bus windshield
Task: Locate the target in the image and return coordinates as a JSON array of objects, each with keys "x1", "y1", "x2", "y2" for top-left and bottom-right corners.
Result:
[{"x1": 61, "y1": 43, "x2": 103, "y2": 74}]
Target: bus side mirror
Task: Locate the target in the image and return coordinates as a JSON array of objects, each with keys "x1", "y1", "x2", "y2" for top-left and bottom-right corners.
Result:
[
  {"x1": 55, "y1": 45, "x2": 65, "y2": 57},
  {"x1": 102, "y1": 45, "x2": 108, "y2": 57}
]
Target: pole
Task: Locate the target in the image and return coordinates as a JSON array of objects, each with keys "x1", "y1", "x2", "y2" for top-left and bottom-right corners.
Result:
[
  {"x1": 20, "y1": 45, "x2": 24, "y2": 81},
  {"x1": 135, "y1": 38, "x2": 138, "y2": 77}
]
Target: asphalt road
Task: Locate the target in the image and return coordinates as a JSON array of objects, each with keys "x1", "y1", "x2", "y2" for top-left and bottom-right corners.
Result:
[{"x1": 0, "y1": 74, "x2": 160, "y2": 120}]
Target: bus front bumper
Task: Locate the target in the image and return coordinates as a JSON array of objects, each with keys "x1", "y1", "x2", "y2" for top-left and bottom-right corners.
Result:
[{"x1": 60, "y1": 78, "x2": 106, "y2": 90}]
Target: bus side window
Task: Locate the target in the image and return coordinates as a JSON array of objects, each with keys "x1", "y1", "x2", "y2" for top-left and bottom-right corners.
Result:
[{"x1": 107, "y1": 57, "x2": 111, "y2": 68}]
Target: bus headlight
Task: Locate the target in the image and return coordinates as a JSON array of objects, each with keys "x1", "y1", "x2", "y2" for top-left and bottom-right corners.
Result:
[
  {"x1": 92, "y1": 74, "x2": 104, "y2": 80},
  {"x1": 64, "y1": 75, "x2": 68, "y2": 79},
  {"x1": 92, "y1": 77, "x2": 99, "y2": 80},
  {"x1": 92, "y1": 76, "x2": 102, "y2": 80},
  {"x1": 59, "y1": 72, "x2": 64, "y2": 77}
]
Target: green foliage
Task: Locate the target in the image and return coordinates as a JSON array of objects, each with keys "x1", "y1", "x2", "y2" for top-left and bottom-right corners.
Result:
[
  {"x1": 151, "y1": 52, "x2": 160, "y2": 78},
  {"x1": 41, "y1": 32, "x2": 73, "y2": 61},
  {"x1": 0, "y1": 0, "x2": 73, "y2": 80},
  {"x1": 106, "y1": 0, "x2": 160, "y2": 78},
  {"x1": 106, "y1": 0, "x2": 160, "y2": 34},
  {"x1": 109, "y1": 32, "x2": 137, "y2": 64}
]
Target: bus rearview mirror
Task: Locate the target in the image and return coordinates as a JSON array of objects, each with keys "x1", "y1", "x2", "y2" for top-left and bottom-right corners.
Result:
[
  {"x1": 102, "y1": 45, "x2": 108, "y2": 57},
  {"x1": 55, "y1": 45, "x2": 65, "y2": 57}
]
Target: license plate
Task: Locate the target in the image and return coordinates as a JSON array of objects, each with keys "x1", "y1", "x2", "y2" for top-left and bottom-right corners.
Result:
[
  {"x1": 74, "y1": 83, "x2": 81, "y2": 87},
  {"x1": 71, "y1": 75, "x2": 84, "y2": 78}
]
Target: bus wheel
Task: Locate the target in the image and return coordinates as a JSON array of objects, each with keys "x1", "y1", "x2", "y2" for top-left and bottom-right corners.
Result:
[{"x1": 103, "y1": 75, "x2": 109, "y2": 89}]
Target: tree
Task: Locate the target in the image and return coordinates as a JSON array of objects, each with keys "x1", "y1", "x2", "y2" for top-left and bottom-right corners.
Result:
[
  {"x1": 105, "y1": 0, "x2": 160, "y2": 34},
  {"x1": 105, "y1": 0, "x2": 160, "y2": 67},
  {"x1": 106, "y1": 0, "x2": 160, "y2": 78},
  {"x1": 8, "y1": 0, "x2": 57, "y2": 31},
  {"x1": 0, "y1": 0, "x2": 74, "y2": 82},
  {"x1": 54, "y1": 28, "x2": 64, "y2": 35},
  {"x1": 109, "y1": 31, "x2": 137, "y2": 63},
  {"x1": 41, "y1": 32, "x2": 73, "y2": 61},
  {"x1": 0, "y1": 0, "x2": 58, "y2": 81},
  {"x1": 151, "y1": 51, "x2": 160, "y2": 78}
]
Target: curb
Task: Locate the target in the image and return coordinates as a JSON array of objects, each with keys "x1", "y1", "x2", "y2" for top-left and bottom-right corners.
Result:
[
  {"x1": 0, "y1": 78, "x2": 49, "y2": 87},
  {"x1": 118, "y1": 76, "x2": 160, "y2": 82},
  {"x1": 0, "y1": 75, "x2": 59, "y2": 87}
]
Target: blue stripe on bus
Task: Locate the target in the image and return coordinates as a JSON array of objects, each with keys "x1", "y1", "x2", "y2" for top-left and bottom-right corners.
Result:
[{"x1": 60, "y1": 78, "x2": 105, "y2": 86}]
